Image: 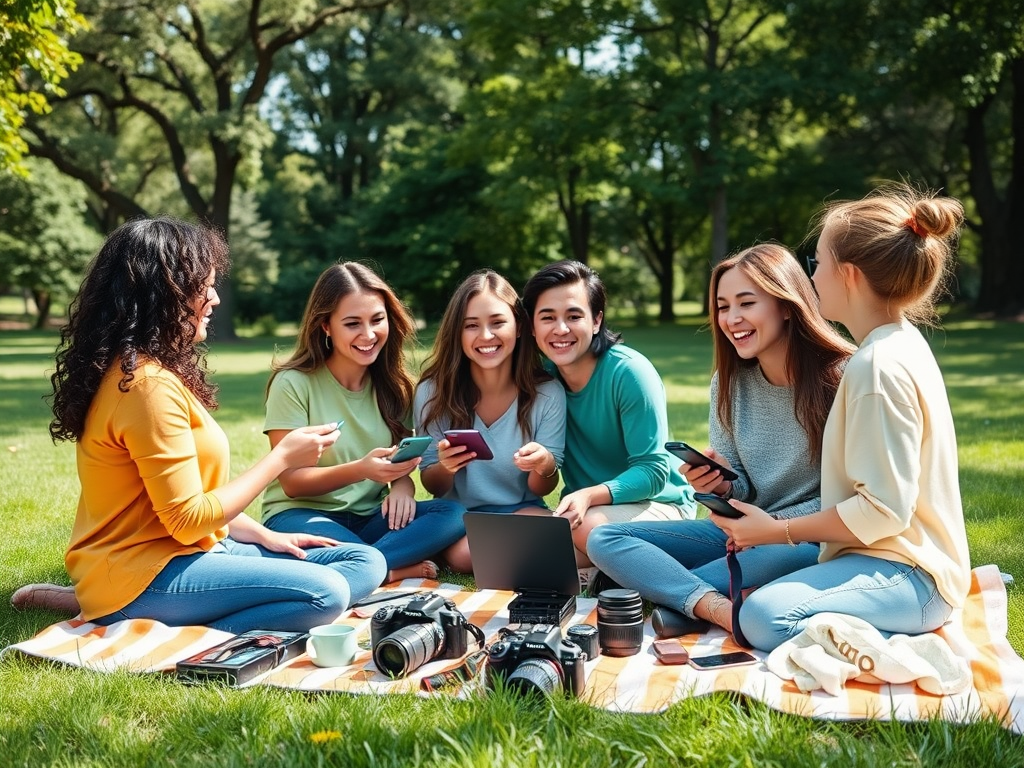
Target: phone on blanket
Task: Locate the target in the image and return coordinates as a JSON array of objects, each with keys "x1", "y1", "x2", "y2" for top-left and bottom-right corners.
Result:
[
  {"x1": 664, "y1": 441, "x2": 739, "y2": 482},
  {"x1": 687, "y1": 651, "x2": 757, "y2": 670},
  {"x1": 390, "y1": 435, "x2": 432, "y2": 463},
  {"x1": 693, "y1": 492, "x2": 744, "y2": 519},
  {"x1": 443, "y1": 429, "x2": 494, "y2": 461},
  {"x1": 652, "y1": 639, "x2": 690, "y2": 665}
]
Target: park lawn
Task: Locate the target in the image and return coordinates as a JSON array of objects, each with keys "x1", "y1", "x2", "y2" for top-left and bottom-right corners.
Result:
[{"x1": 1, "y1": 316, "x2": 1022, "y2": 766}]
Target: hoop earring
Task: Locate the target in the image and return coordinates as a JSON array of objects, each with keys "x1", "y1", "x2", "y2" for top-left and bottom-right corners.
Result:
[{"x1": 324, "y1": 335, "x2": 333, "y2": 352}]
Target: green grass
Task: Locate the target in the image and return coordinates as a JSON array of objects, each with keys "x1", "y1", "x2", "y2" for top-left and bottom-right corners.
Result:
[{"x1": 1, "y1": 318, "x2": 1023, "y2": 766}]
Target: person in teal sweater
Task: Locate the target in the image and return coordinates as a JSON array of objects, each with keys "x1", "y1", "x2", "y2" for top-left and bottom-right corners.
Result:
[{"x1": 521, "y1": 260, "x2": 696, "y2": 568}]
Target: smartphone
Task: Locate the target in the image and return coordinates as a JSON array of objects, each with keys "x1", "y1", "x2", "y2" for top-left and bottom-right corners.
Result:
[
  {"x1": 443, "y1": 429, "x2": 494, "y2": 461},
  {"x1": 652, "y1": 639, "x2": 690, "y2": 665},
  {"x1": 687, "y1": 651, "x2": 758, "y2": 670},
  {"x1": 390, "y1": 435, "x2": 432, "y2": 463},
  {"x1": 664, "y1": 441, "x2": 739, "y2": 482},
  {"x1": 693, "y1": 492, "x2": 744, "y2": 519}
]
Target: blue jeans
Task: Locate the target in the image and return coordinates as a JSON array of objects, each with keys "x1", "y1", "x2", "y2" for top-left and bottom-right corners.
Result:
[
  {"x1": 587, "y1": 518, "x2": 820, "y2": 616},
  {"x1": 264, "y1": 499, "x2": 466, "y2": 570},
  {"x1": 738, "y1": 554, "x2": 953, "y2": 651},
  {"x1": 94, "y1": 537, "x2": 387, "y2": 634}
]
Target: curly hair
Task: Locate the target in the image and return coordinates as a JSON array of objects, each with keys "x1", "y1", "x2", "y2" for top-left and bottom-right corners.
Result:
[
  {"x1": 48, "y1": 217, "x2": 230, "y2": 443},
  {"x1": 709, "y1": 243, "x2": 855, "y2": 464},
  {"x1": 418, "y1": 270, "x2": 551, "y2": 439},
  {"x1": 269, "y1": 262, "x2": 416, "y2": 444}
]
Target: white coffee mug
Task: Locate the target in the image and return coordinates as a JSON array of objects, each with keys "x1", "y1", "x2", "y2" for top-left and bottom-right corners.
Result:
[{"x1": 306, "y1": 624, "x2": 358, "y2": 668}]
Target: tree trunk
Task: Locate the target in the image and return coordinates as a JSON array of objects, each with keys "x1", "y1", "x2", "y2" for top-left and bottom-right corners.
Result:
[
  {"x1": 966, "y1": 56, "x2": 1024, "y2": 316},
  {"x1": 32, "y1": 289, "x2": 51, "y2": 329}
]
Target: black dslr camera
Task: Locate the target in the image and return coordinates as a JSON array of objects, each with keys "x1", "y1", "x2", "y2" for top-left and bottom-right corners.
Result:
[
  {"x1": 370, "y1": 592, "x2": 473, "y2": 677},
  {"x1": 486, "y1": 623, "x2": 586, "y2": 697}
]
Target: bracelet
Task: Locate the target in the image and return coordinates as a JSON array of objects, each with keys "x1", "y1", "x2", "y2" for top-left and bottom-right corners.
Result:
[
  {"x1": 784, "y1": 519, "x2": 796, "y2": 547},
  {"x1": 536, "y1": 463, "x2": 559, "y2": 479}
]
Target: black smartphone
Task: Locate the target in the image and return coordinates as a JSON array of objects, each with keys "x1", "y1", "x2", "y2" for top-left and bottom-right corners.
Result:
[
  {"x1": 664, "y1": 441, "x2": 739, "y2": 482},
  {"x1": 687, "y1": 651, "x2": 758, "y2": 670},
  {"x1": 390, "y1": 435, "x2": 432, "y2": 463},
  {"x1": 693, "y1": 492, "x2": 744, "y2": 519},
  {"x1": 443, "y1": 429, "x2": 494, "y2": 461}
]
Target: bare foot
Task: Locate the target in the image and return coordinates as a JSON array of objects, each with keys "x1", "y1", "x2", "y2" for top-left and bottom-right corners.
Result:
[
  {"x1": 385, "y1": 560, "x2": 438, "y2": 583},
  {"x1": 693, "y1": 591, "x2": 734, "y2": 633},
  {"x1": 11, "y1": 583, "x2": 80, "y2": 615}
]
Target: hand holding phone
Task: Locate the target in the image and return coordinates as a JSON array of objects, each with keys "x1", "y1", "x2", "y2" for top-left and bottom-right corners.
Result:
[
  {"x1": 693, "y1": 492, "x2": 744, "y2": 519},
  {"x1": 652, "y1": 639, "x2": 690, "y2": 665},
  {"x1": 443, "y1": 429, "x2": 494, "y2": 461},
  {"x1": 687, "y1": 651, "x2": 757, "y2": 670},
  {"x1": 664, "y1": 441, "x2": 739, "y2": 482},
  {"x1": 389, "y1": 435, "x2": 432, "y2": 463}
]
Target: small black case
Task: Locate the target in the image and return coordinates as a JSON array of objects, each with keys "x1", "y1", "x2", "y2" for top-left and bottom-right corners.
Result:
[{"x1": 176, "y1": 629, "x2": 308, "y2": 686}]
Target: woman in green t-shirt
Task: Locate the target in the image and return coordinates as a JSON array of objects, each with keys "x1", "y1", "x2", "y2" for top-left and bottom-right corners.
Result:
[{"x1": 261, "y1": 263, "x2": 466, "y2": 583}]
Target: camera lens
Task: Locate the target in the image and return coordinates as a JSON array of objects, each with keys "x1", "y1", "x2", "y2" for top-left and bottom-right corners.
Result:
[
  {"x1": 372, "y1": 621, "x2": 445, "y2": 677},
  {"x1": 596, "y1": 589, "x2": 644, "y2": 657},
  {"x1": 506, "y1": 658, "x2": 563, "y2": 697}
]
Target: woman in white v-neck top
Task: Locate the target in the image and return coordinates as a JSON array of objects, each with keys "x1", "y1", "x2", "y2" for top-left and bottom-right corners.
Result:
[{"x1": 414, "y1": 270, "x2": 567, "y2": 572}]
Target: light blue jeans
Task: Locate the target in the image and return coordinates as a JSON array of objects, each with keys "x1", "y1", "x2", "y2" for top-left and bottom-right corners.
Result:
[
  {"x1": 587, "y1": 518, "x2": 820, "y2": 616},
  {"x1": 264, "y1": 499, "x2": 466, "y2": 570},
  {"x1": 738, "y1": 554, "x2": 953, "y2": 651},
  {"x1": 94, "y1": 537, "x2": 387, "y2": 634}
]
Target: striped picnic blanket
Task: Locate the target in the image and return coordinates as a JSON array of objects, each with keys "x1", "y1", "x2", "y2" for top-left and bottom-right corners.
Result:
[{"x1": 5, "y1": 565, "x2": 1022, "y2": 732}]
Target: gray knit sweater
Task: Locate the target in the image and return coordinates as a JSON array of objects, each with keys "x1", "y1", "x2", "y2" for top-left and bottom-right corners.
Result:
[{"x1": 708, "y1": 366, "x2": 821, "y2": 520}]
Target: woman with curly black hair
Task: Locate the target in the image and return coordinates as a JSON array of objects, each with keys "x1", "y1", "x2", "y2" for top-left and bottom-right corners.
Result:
[{"x1": 14, "y1": 217, "x2": 386, "y2": 632}]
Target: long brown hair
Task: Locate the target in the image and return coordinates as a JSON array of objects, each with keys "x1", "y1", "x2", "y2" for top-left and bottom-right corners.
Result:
[
  {"x1": 811, "y1": 182, "x2": 964, "y2": 326},
  {"x1": 709, "y1": 243, "x2": 855, "y2": 464},
  {"x1": 49, "y1": 217, "x2": 229, "y2": 442},
  {"x1": 269, "y1": 262, "x2": 415, "y2": 443},
  {"x1": 419, "y1": 270, "x2": 550, "y2": 438}
]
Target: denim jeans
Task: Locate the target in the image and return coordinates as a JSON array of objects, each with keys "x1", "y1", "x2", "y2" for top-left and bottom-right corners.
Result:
[
  {"x1": 738, "y1": 553, "x2": 953, "y2": 651},
  {"x1": 94, "y1": 537, "x2": 388, "y2": 634},
  {"x1": 264, "y1": 499, "x2": 466, "y2": 570},
  {"x1": 587, "y1": 518, "x2": 820, "y2": 617}
]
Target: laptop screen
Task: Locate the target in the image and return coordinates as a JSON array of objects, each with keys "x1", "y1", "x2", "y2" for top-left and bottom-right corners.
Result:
[{"x1": 463, "y1": 512, "x2": 580, "y2": 596}]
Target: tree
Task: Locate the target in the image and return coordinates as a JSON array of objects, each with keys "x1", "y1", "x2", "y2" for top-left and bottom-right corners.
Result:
[
  {"x1": 459, "y1": 1, "x2": 624, "y2": 265},
  {"x1": 0, "y1": 0, "x2": 86, "y2": 173},
  {"x1": 23, "y1": 0, "x2": 391, "y2": 338},
  {"x1": 0, "y1": 158, "x2": 102, "y2": 327},
  {"x1": 783, "y1": 0, "x2": 1024, "y2": 315}
]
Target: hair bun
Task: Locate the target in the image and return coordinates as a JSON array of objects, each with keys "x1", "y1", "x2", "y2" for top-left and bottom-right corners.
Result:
[{"x1": 909, "y1": 198, "x2": 964, "y2": 239}]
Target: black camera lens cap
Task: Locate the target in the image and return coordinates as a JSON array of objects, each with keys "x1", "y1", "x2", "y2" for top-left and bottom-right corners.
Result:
[{"x1": 597, "y1": 588, "x2": 642, "y2": 605}]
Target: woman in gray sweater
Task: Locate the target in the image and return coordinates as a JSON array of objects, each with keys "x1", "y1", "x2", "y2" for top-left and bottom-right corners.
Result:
[{"x1": 588, "y1": 243, "x2": 854, "y2": 636}]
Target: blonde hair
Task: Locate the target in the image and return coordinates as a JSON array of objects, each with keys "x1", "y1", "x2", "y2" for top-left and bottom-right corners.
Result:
[{"x1": 812, "y1": 182, "x2": 964, "y2": 325}]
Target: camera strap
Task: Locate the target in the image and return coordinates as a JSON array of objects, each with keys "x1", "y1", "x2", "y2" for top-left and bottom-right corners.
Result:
[
  {"x1": 419, "y1": 623, "x2": 488, "y2": 693},
  {"x1": 727, "y1": 549, "x2": 752, "y2": 649}
]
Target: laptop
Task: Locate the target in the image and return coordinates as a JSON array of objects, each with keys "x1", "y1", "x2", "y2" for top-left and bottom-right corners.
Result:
[{"x1": 463, "y1": 512, "x2": 579, "y2": 627}]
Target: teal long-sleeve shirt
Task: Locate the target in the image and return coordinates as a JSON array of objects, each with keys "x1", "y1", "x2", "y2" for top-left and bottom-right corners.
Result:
[{"x1": 554, "y1": 344, "x2": 694, "y2": 508}]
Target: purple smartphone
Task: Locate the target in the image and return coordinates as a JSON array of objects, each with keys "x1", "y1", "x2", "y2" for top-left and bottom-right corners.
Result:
[{"x1": 443, "y1": 429, "x2": 494, "y2": 461}]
